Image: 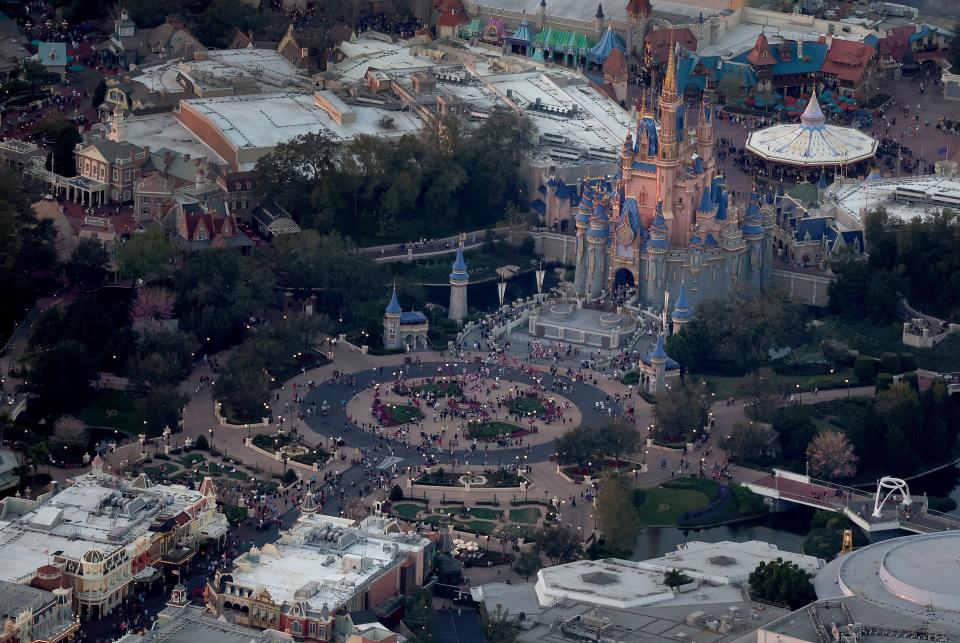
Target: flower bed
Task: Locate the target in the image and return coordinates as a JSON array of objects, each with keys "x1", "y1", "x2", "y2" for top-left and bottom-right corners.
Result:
[
  {"x1": 467, "y1": 421, "x2": 529, "y2": 440},
  {"x1": 373, "y1": 402, "x2": 424, "y2": 426},
  {"x1": 507, "y1": 394, "x2": 545, "y2": 416},
  {"x1": 415, "y1": 467, "x2": 524, "y2": 488},
  {"x1": 251, "y1": 433, "x2": 329, "y2": 464}
]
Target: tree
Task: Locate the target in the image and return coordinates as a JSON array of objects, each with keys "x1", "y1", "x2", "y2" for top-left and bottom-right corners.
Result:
[
  {"x1": 652, "y1": 380, "x2": 709, "y2": 442},
  {"x1": 133, "y1": 287, "x2": 176, "y2": 326},
  {"x1": 806, "y1": 431, "x2": 858, "y2": 480},
  {"x1": 718, "y1": 73, "x2": 746, "y2": 103},
  {"x1": 193, "y1": 0, "x2": 260, "y2": 48},
  {"x1": 194, "y1": 434, "x2": 209, "y2": 451},
  {"x1": 484, "y1": 606, "x2": 521, "y2": 643},
  {"x1": 141, "y1": 386, "x2": 186, "y2": 436},
  {"x1": 175, "y1": 250, "x2": 277, "y2": 348},
  {"x1": 29, "y1": 340, "x2": 96, "y2": 413},
  {"x1": 665, "y1": 326, "x2": 705, "y2": 372},
  {"x1": 403, "y1": 587, "x2": 433, "y2": 639},
  {"x1": 748, "y1": 558, "x2": 816, "y2": 610},
  {"x1": 389, "y1": 484, "x2": 404, "y2": 502},
  {"x1": 663, "y1": 569, "x2": 693, "y2": 588},
  {"x1": 726, "y1": 421, "x2": 777, "y2": 460},
  {"x1": 53, "y1": 416, "x2": 89, "y2": 449},
  {"x1": 65, "y1": 239, "x2": 110, "y2": 289},
  {"x1": 91, "y1": 80, "x2": 107, "y2": 108},
  {"x1": 774, "y1": 406, "x2": 817, "y2": 465},
  {"x1": 116, "y1": 228, "x2": 174, "y2": 281},
  {"x1": 512, "y1": 551, "x2": 542, "y2": 581},
  {"x1": 34, "y1": 117, "x2": 81, "y2": 176},
  {"x1": 553, "y1": 420, "x2": 640, "y2": 467},
  {"x1": 739, "y1": 368, "x2": 785, "y2": 422},
  {"x1": 595, "y1": 474, "x2": 640, "y2": 557},
  {"x1": 535, "y1": 525, "x2": 581, "y2": 565},
  {"x1": 20, "y1": 60, "x2": 57, "y2": 86}
]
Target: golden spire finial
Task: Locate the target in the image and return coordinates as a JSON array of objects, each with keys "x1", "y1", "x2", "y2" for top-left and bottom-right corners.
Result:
[{"x1": 663, "y1": 33, "x2": 677, "y2": 97}]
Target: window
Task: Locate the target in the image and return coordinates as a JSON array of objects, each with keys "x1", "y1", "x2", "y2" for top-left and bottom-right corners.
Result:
[
  {"x1": 99, "y1": 166, "x2": 105, "y2": 180},
  {"x1": 291, "y1": 621, "x2": 301, "y2": 635},
  {"x1": 113, "y1": 169, "x2": 119, "y2": 181},
  {"x1": 125, "y1": 170, "x2": 131, "y2": 181},
  {"x1": 309, "y1": 622, "x2": 316, "y2": 637},
  {"x1": 84, "y1": 160, "x2": 90, "y2": 174}
]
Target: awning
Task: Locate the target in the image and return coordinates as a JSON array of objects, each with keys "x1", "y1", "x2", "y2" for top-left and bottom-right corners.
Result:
[{"x1": 134, "y1": 566, "x2": 161, "y2": 583}]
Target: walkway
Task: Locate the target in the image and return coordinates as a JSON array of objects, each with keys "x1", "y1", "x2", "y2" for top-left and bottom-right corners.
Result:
[{"x1": 745, "y1": 469, "x2": 960, "y2": 534}]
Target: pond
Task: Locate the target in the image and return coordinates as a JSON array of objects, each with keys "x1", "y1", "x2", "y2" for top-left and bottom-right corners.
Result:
[
  {"x1": 631, "y1": 506, "x2": 814, "y2": 561},
  {"x1": 424, "y1": 268, "x2": 560, "y2": 312}
]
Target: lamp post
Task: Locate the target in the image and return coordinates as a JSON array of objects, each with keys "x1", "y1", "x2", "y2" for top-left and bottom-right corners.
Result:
[
  {"x1": 845, "y1": 379, "x2": 850, "y2": 398},
  {"x1": 796, "y1": 383, "x2": 802, "y2": 404}
]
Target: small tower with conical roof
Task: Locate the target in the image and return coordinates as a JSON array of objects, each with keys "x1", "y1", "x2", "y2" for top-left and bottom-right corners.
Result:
[
  {"x1": 594, "y1": 4, "x2": 605, "y2": 33},
  {"x1": 649, "y1": 333, "x2": 669, "y2": 393},
  {"x1": 671, "y1": 282, "x2": 692, "y2": 335},
  {"x1": 538, "y1": 0, "x2": 547, "y2": 29},
  {"x1": 449, "y1": 236, "x2": 469, "y2": 322},
  {"x1": 383, "y1": 286, "x2": 402, "y2": 349}
]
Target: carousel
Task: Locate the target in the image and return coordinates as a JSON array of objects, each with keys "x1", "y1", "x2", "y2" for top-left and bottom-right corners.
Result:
[{"x1": 745, "y1": 93, "x2": 878, "y2": 169}]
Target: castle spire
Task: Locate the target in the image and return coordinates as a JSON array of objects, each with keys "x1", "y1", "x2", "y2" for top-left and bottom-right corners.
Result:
[{"x1": 663, "y1": 34, "x2": 677, "y2": 98}]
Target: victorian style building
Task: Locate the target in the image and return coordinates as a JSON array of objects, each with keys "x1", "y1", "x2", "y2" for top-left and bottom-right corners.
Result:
[{"x1": 568, "y1": 45, "x2": 774, "y2": 308}]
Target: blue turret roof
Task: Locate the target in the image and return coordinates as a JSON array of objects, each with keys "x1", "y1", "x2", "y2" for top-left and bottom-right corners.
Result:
[
  {"x1": 450, "y1": 245, "x2": 469, "y2": 282},
  {"x1": 386, "y1": 287, "x2": 402, "y2": 314},
  {"x1": 652, "y1": 201, "x2": 668, "y2": 230},
  {"x1": 698, "y1": 187, "x2": 713, "y2": 213},
  {"x1": 595, "y1": 3, "x2": 604, "y2": 18},
  {"x1": 621, "y1": 197, "x2": 640, "y2": 235},
  {"x1": 704, "y1": 233, "x2": 718, "y2": 247},
  {"x1": 746, "y1": 202, "x2": 760, "y2": 218},
  {"x1": 650, "y1": 333, "x2": 668, "y2": 360},
  {"x1": 587, "y1": 25, "x2": 624, "y2": 63},
  {"x1": 635, "y1": 117, "x2": 658, "y2": 156},
  {"x1": 692, "y1": 156, "x2": 704, "y2": 174},
  {"x1": 510, "y1": 14, "x2": 535, "y2": 43},
  {"x1": 672, "y1": 283, "x2": 692, "y2": 320},
  {"x1": 711, "y1": 175, "x2": 724, "y2": 203},
  {"x1": 715, "y1": 192, "x2": 728, "y2": 220}
]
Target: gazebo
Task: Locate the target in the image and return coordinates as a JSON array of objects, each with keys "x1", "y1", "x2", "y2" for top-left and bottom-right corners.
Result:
[{"x1": 745, "y1": 94, "x2": 877, "y2": 168}]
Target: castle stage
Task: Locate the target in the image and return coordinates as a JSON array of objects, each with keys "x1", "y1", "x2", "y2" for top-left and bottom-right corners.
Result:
[{"x1": 527, "y1": 302, "x2": 637, "y2": 349}]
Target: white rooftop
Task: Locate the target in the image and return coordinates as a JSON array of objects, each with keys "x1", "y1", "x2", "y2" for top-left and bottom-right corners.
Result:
[
  {"x1": 122, "y1": 112, "x2": 228, "y2": 165},
  {"x1": 227, "y1": 514, "x2": 429, "y2": 610},
  {"x1": 336, "y1": 39, "x2": 436, "y2": 82},
  {"x1": 0, "y1": 471, "x2": 210, "y2": 582},
  {"x1": 134, "y1": 49, "x2": 306, "y2": 94},
  {"x1": 746, "y1": 95, "x2": 877, "y2": 167},
  {"x1": 638, "y1": 540, "x2": 825, "y2": 584},
  {"x1": 824, "y1": 174, "x2": 960, "y2": 227},
  {"x1": 179, "y1": 92, "x2": 422, "y2": 167}
]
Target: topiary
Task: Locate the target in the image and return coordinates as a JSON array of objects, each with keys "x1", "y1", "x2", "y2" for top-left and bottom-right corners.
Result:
[
  {"x1": 875, "y1": 372, "x2": 894, "y2": 392},
  {"x1": 389, "y1": 484, "x2": 404, "y2": 502},
  {"x1": 194, "y1": 434, "x2": 209, "y2": 451},
  {"x1": 900, "y1": 352, "x2": 917, "y2": 372},
  {"x1": 853, "y1": 355, "x2": 876, "y2": 382},
  {"x1": 880, "y1": 352, "x2": 901, "y2": 374}
]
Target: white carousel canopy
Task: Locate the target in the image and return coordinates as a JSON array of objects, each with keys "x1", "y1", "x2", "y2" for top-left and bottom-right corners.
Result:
[{"x1": 745, "y1": 94, "x2": 878, "y2": 166}]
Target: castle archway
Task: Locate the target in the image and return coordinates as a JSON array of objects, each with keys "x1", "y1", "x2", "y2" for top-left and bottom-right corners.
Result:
[{"x1": 613, "y1": 268, "x2": 635, "y2": 288}]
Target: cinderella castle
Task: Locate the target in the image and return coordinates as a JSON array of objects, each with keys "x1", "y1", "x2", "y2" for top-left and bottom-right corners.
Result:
[{"x1": 560, "y1": 46, "x2": 775, "y2": 309}]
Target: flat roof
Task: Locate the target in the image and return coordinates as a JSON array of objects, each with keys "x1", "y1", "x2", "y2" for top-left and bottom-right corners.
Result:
[
  {"x1": 824, "y1": 175, "x2": 960, "y2": 226},
  {"x1": 119, "y1": 605, "x2": 291, "y2": 643},
  {"x1": 0, "y1": 471, "x2": 211, "y2": 582},
  {"x1": 639, "y1": 540, "x2": 825, "y2": 583},
  {"x1": 123, "y1": 112, "x2": 228, "y2": 164},
  {"x1": 178, "y1": 92, "x2": 422, "y2": 160},
  {"x1": 134, "y1": 49, "x2": 305, "y2": 94},
  {"x1": 336, "y1": 39, "x2": 436, "y2": 82},
  {"x1": 228, "y1": 514, "x2": 429, "y2": 609}
]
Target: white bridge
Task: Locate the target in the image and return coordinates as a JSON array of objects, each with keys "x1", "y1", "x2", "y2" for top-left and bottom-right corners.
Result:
[{"x1": 743, "y1": 469, "x2": 960, "y2": 534}]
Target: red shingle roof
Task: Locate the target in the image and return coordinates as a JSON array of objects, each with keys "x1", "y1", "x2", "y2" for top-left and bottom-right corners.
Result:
[
  {"x1": 747, "y1": 32, "x2": 775, "y2": 66},
  {"x1": 822, "y1": 39, "x2": 875, "y2": 82},
  {"x1": 603, "y1": 48, "x2": 628, "y2": 77},
  {"x1": 645, "y1": 28, "x2": 697, "y2": 64}
]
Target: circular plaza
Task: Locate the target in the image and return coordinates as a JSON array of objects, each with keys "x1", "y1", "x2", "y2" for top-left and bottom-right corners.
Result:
[{"x1": 345, "y1": 371, "x2": 583, "y2": 450}]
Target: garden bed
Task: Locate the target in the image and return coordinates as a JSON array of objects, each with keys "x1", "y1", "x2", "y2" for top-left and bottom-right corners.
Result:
[
  {"x1": 508, "y1": 507, "x2": 542, "y2": 524},
  {"x1": 373, "y1": 403, "x2": 424, "y2": 426},
  {"x1": 415, "y1": 468, "x2": 524, "y2": 488},
  {"x1": 507, "y1": 395, "x2": 545, "y2": 417},
  {"x1": 467, "y1": 421, "x2": 529, "y2": 440}
]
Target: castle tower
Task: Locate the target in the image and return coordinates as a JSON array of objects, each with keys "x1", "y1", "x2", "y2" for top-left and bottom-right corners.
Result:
[
  {"x1": 649, "y1": 333, "x2": 669, "y2": 393},
  {"x1": 696, "y1": 95, "x2": 715, "y2": 173},
  {"x1": 538, "y1": 0, "x2": 547, "y2": 30},
  {"x1": 625, "y1": 0, "x2": 652, "y2": 57},
  {"x1": 594, "y1": 3, "x2": 605, "y2": 34},
  {"x1": 573, "y1": 183, "x2": 594, "y2": 296},
  {"x1": 671, "y1": 282, "x2": 692, "y2": 335},
  {"x1": 383, "y1": 286, "x2": 402, "y2": 349},
  {"x1": 586, "y1": 200, "x2": 610, "y2": 299},
  {"x1": 658, "y1": 38, "x2": 685, "y2": 246},
  {"x1": 448, "y1": 239, "x2": 469, "y2": 321}
]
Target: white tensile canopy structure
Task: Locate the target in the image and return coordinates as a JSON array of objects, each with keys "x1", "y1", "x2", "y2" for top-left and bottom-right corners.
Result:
[{"x1": 745, "y1": 94, "x2": 878, "y2": 167}]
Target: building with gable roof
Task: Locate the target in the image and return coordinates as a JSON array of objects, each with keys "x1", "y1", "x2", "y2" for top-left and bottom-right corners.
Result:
[
  {"x1": 821, "y1": 38, "x2": 878, "y2": 98},
  {"x1": 97, "y1": 12, "x2": 205, "y2": 70},
  {"x1": 569, "y1": 44, "x2": 773, "y2": 309}
]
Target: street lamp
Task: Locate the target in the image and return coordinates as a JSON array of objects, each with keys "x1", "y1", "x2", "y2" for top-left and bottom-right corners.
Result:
[
  {"x1": 845, "y1": 379, "x2": 850, "y2": 398},
  {"x1": 796, "y1": 383, "x2": 801, "y2": 404}
]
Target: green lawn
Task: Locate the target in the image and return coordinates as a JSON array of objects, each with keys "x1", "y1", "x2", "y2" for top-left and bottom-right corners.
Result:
[
  {"x1": 392, "y1": 503, "x2": 426, "y2": 520},
  {"x1": 79, "y1": 390, "x2": 146, "y2": 435},
  {"x1": 386, "y1": 404, "x2": 424, "y2": 424},
  {"x1": 452, "y1": 519, "x2": 498, "y2": 535},
  {"x1": 508, "y1": 507, "x2": 542, "y2": 524},
  {"x1": 434, "y1": 507, "x2": 502, "y2": 520},
  {"x1": 635, "y1": 487, "x2": 711, "y2": 526},
  {"x1": 696, "y1": 368, "x2": 857, "y2": 399},
  {"x1": 143, "y1": 465, "x2": 179, "y2": 480},
  {"x1": 507, "y1": 396, "x2": 545, "y2": 416},
  {"x1": 468, "y1": 421, "x2": 524, "y2": 439},
  {"x1": 180, "y1": 453, "x2": 206, "y2": 467},
  {"x1": 499, "y1": 524, "x2": 538, "y2": 541}
]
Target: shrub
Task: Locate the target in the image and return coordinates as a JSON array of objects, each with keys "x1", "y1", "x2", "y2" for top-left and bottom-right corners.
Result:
[
  {"x1": 194, "y1": 434, "x2": 209, "y2": 451},
  {"x1": 283, "y1": 468, "x2": 297, "y2": 486},
  {"x1": 389, "y1": 484, "x2": 404, "y2": 502},
  {"x1": 928, "y1": 496, "x2": 957, "y2": 513},
  {"x1": 902, "y1": 372, "x2": 919, "y2": 391},
  {"x1": 621, "y1": 371, "x2": 640, "y2": 385},
  {"x1": 880, "y1": 352, "x2": 901, "y2": 374},
  {"x1": 875, "y1": 373, "x2": 894, "y2": 392},
  {"x1": 900, "y1": 352, "x2": 917, "y2": 372},
  {"x1": 853, "y1": 355, "x2": 876, "y2": 382}
]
